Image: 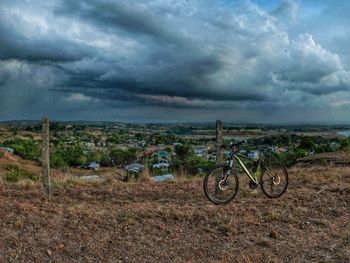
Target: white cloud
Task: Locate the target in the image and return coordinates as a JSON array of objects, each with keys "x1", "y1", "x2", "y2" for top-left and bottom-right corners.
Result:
[{"x1": 66, "y1": 93, "x2": 93, "y2": 102}]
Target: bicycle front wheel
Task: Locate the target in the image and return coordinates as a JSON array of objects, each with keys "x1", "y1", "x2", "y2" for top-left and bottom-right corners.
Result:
[
  {"x1": 260, "y1": 163, "x2": 288, "y2": 198},
  {"x1": 203, "y1": 165, "x2": 239, "y2": 205}
]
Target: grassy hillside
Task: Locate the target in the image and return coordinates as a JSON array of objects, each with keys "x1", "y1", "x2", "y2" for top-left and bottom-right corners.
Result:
[{"x1": 0, "y1": 162, "x2": 349, "y2": 262}]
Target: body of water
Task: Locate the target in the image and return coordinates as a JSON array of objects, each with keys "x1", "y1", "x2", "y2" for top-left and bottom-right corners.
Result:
[{"x1": 337, "y1": 130, "x2": 350, "y2": 137}]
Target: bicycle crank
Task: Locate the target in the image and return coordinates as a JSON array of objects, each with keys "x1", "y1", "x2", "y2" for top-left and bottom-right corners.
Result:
[
  {"x1": 249, "y1": 180, "x2": 258, "y2": 189},
  {"x1": 273, "y1": 176, "x2": 281, "y2": 185},
  {"x1": 218, "y1": 179, "x2": 228, "y2": 190}
]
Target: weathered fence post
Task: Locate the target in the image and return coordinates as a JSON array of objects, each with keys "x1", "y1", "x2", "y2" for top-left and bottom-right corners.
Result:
[
  {"x1": 216, "y1": 120, "x2": 224, "y2": 164},
  {"x1": 42, "y1": 117, "x2": 52, "y2": 199}
]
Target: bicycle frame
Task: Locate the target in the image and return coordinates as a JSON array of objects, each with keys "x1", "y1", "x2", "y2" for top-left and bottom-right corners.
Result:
[{"x1": 226, "y1": 151, "x2": 262, "y2": 184}]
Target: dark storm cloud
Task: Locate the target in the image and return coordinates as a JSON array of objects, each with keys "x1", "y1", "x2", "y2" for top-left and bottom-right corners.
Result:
[
  {"x1": 0, "y1": 35, "x2": 92, "y2": 63},
  {"x1": 57, "y1": 54, "x2": 268, "y2": 105},
  {"x1": 52, "y1": 0, "x2": 270, "y2": 104},
  {"x1": 53, "y1": 0, "x2": 350, "y2": 101},
  {"x1": 1, "y1": 0, "x2": 350, "y2": 121},
  {"x1": 55, "y1": 0, "x2": 180, "y2": 45}
]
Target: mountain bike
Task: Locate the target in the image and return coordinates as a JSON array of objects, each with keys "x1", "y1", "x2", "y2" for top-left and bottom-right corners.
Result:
[{"x1": 203, "y1": 142, "x2": 288, "y2": 205}]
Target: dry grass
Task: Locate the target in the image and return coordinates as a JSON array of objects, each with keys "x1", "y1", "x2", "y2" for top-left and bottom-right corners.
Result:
[
  {"x1": 1, "y1": 149, "x2": 350, "y2": 262},
  {"x1": 139, "y1": 164, "x2": 151, "y2": 182},
  {"x1": 0, "y1": 164, "x2": 349, "y2": 262}
]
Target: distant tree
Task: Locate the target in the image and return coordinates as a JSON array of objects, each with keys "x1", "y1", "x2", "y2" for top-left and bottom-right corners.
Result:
[
  {"x1": 100, "y1": 152, "x2": 111, "y2": 167},
  {"x1": 278, "y1": 149, "x2": 307, "y2": 167},
  {"x1": 340, "y1": 138, "x2": 349, "y2": 149},
  {"x1": 66, "y1": 144, "x2": 86, "y2": 167},
  {"x1": 135, "y1": 133, "x2": 143, "y2": 141},
  {"x1": 183, "y1": 156, "x2": 215, "y2": 176},
  {"x1": 107, "y1": 135, "x2": 122, "y2": 144},
  {"x1": 51, "y1": 144, "x2": 86, "y2": 168},
  {"x1": 174, "y1": 144, "x2": 194, "y2": 160},
  {"x1": 87, "y1": 151, "x2": 110, "y2": 167},
  {"x1": 50, "y1": 123, "x2": 65, "y2": 132},
  {"x1": 3, "y1": 138, "x2": 40, "y2": 161},
  {"x1": 299, "y1": 136, "x2": 314, "y2": 150},
  {"x1": 51, "y1": 154, "x2": 68, "y2": 169},
  {"x1": 315, "y1": 143, "x2": 330, "y2": 154},
  {"x1": 109, "y1": 148, "x2": 137, "y2": 166},
  {"x1": 164, "y1": 147, "x2": 172, "y2": 152}
]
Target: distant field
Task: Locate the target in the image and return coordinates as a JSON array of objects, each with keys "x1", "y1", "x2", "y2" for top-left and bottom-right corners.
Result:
[{"x1": 1, "y1": 164, "x2": 349, "y2": 262}]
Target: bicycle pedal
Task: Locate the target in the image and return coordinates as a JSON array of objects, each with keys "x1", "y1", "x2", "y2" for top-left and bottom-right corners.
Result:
[{"x1": 248, "y1": 180, "x2": 258, "y2": 189}]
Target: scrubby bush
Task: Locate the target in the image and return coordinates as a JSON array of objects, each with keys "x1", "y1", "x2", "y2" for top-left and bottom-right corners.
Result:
[
  {"x1": 2, "y1": 138, "x2": 39, "y2": 160},
  {"x1": 173, "y1": 144, "x2": 215, "y2": 176},
  {"x1": 87, "y1": 151, "x2": 110, "y2": 167},
  {"x1": 182, "y1": 156, "x2": 215, "y2": 176},
  {"x1": 315, "y1": 143, "x2": 330, "y2": 154},
  {"x1": 340, "y1": 138, "x2": 350, "y2": 149},
  {"x1": 51, "y1": 153, "x2": 68, "y2": 169},
  {"x1": 299, "y1": 136, "x2": 315, "y2": 150},
  {"x1": 107, "y1": 135, "x2": 122, "y2": 144},
  {"x1": 2, "y1": 164, "x2": 39, "y2": 183},
  {"x1": 278, "y1": 149, "x2": 308, "y2": 167},
  {"x1": 174, "y1": 144, "x2": 194, "y2": 160},
  {"x1": 109, "y1": 148, "x2": 137, "y2": 166},
  {"x1": 51, "y1": 144, "x2": 87, "y2": 168}
]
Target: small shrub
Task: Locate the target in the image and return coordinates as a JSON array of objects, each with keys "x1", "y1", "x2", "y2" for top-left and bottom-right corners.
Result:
[
  {"x1": 264, "y1": 210, "x2": 280, "y2": 221},
  {"x1": 2, "y1": 164, "x2": 39, "y2": 183},
  {"x1": 2, "y1": 138, "x2": 40, "y2": 160},
  {"x1": 139, "y1": 165, "x2": 151, "y2": 182}
]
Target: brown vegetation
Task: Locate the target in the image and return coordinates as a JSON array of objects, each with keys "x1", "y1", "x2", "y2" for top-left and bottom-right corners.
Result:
[
  {"x1": 0, "y1": 156, "x2": 349, "y2": 262},
  {"x1": 297, "y1": 151, "x2": 350, "y2": 166}
]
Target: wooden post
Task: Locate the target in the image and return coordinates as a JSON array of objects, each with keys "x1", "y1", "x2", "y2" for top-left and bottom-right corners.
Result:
[
  {"x1": 216, "y1": 120, "x2": 224, "y2": 164},
  {"x1": 42, "y1": 117, "x2": 52, "y2": 199}
]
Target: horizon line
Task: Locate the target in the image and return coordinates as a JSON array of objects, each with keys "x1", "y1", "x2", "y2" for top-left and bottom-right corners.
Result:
[{"x1": 1, "y1": 119, "x2": 350, "y2": 126}]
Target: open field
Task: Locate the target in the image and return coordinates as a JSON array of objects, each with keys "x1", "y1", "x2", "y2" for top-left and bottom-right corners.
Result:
[{"x1": 1, "y1": 164, "x2": 349, "y2": 262}]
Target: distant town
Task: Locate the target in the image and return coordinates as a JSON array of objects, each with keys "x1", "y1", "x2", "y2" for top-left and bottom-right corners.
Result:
[{"x1": 1, "y1": 121, "x2": 350, "y2": 181}]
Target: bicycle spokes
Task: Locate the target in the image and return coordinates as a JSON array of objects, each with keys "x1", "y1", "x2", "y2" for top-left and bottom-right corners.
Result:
[
  {"x1": 204, "y1": 166, "x2": 239, "y2": 204},
  {"x1": 260, "y1": 163, "x2": 288, "y2": 198}
]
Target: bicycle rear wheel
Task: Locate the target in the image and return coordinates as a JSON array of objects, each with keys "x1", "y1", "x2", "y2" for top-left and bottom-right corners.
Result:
[
  {"x1": 203, "y1": 165, "x2": 239, "y2": 205},
  {"x1": 260, "y1": 163, "x2": 288, "y2": 198}
]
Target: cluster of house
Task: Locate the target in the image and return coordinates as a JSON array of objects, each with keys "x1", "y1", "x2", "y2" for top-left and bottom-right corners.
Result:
[
  {"x1": 79, "y1": 138, "x2": 147, "y2": 152},
  {"x1": 82, "y1": 140, "x2": 108, "y2": 149},
  {"x1": 193, "y1": 144, "x2": 290, "y2": 161},
  {"x1": 125, "y1": 163, "x2": 144, "y2": 174},
  {"x1": 142, "y1": 144, "x2": 174, "y2": 161},
  {"x1": 81, "y1": 135, "x2": 339, "y2": 174},
  {"x1": 237, "y1": 145, "x2": 289, "y2": 159},
  {"x1": 64, "y1": 135, "x2": 110, "y2": 149},
  {"x1": 194, "y1": 146, "x2": 214, "y2": 160},
  {"x1": 124, "y1": 143, "x2": 291, "y2": 173}
]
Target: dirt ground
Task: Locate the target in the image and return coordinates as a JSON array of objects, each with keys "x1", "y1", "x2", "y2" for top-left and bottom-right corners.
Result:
[
  {"x1": 297, "y1": 151, "x2": 350, "y2": 166},
  {"x1": 0, "y1": 165, "x2": 349, "y2": 263}
]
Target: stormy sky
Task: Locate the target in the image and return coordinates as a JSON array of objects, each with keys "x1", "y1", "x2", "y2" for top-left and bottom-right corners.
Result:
[{"x1": 1, "y1": 0, "x2": 350, "y2": 123}]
